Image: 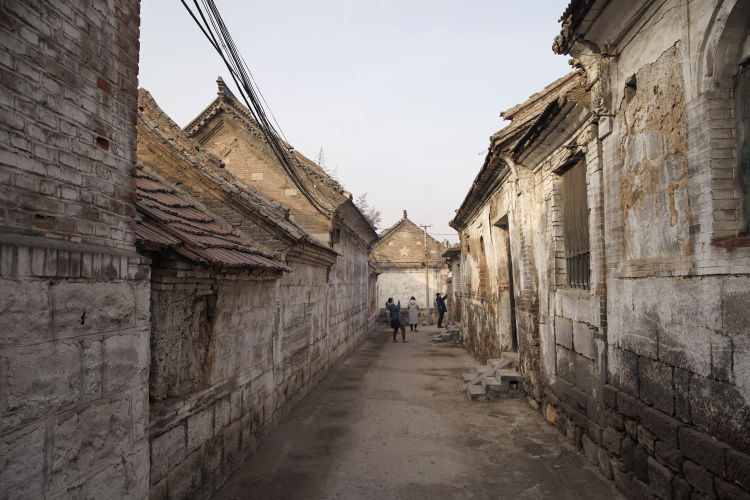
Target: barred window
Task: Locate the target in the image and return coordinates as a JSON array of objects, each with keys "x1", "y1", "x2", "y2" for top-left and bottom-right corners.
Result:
[{"x1": 561, "y1": 160, "x2": 590, "y2": 288}]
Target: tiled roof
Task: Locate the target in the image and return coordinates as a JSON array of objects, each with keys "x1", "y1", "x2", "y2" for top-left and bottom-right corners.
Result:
[
  {"x1": 135, "y1": 167, "x2": 290, "y2": 272},
  {"x1": 184, "y1": 78, "x2": 358, "y2": 218},
  {"x1": 137, "y1": 88, "x2": 338, "y2": 259},
  {"x1": 451, "y1": 72, "x2": 585, "y2": 231}
]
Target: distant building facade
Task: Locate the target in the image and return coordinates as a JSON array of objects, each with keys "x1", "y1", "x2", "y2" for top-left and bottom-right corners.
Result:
[{"x1": 371, "y1": 211, "x2": 448, "y2": 323}]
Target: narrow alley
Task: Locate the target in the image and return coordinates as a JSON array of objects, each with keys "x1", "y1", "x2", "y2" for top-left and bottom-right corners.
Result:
[
  {"x1": 214, "y1": 327, "x2": 622, "y2": 500},
  {"x1": 2, "y1": 2, "x2": 749, "y2": 499}
]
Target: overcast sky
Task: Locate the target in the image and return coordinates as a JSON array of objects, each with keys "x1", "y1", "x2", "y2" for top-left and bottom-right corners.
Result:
[{"x1": 138, "y1": 1, "x2": 572, "y2": 242}]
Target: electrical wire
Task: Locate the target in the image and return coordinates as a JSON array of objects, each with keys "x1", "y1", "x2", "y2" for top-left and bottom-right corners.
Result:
[{"x1": 181, "y1": 0, "x2": 338, "y2": 215}]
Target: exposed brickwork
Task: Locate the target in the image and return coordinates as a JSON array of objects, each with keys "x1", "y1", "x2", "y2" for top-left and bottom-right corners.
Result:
[{"x1": 0, "y1": 1, "x2": 140, "y2": 251}]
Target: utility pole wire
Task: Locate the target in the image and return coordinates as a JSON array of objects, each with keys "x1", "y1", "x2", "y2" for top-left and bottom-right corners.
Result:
[
  {"x1": 181, "y1": 0, "x2": 338, "y2": 215},
  {"x1": 419, "y1": 224, "x2": 431, "y2": 308}
]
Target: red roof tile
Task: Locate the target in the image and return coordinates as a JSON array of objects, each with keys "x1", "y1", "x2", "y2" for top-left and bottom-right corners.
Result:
[{"x1": 135, "y1": 168, "x2": 290, "y2": 272}]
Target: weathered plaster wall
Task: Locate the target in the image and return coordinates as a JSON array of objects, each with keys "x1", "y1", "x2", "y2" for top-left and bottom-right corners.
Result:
[
  {"x1": 456, "y1": 3, "x2": 749, "y2": 497},
  {"x1": 149, "y1": 225, "x2": 372, "y2": 498},
  {"x1": 375, "y1": 268, "x2": 446, "y2": 310},
  {"x1": 457, "y1": 180, "x2": 520, "y2": 363},
  {"x1": 0, "y1": 2, "x2": 150, "y2": 498},
  {"x1": 542, "y1": 2, "x2": 750, "y2": 499}
]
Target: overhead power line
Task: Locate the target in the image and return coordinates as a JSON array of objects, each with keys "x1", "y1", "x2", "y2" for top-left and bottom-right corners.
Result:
[{"x1": 181, "y1": 0, "x2": 337, "y2": 215}]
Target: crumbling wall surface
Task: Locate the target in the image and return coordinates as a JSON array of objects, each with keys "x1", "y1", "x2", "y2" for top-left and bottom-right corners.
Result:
[
  {"x1": 541, "y1": 10, "x2": 750, "y2": 498},
  {"x1": 0, "y1": 1, "x2": 150, "y2": 498},
  {"x1": 619, "y1": 44, "x2": 690, "y2": 269},
  {"x1": 150, "y1": 287, "x2": 211, "y2": 401},
  {"x1": 148, "y1": 257, "x2": 280, "y2": 499}
]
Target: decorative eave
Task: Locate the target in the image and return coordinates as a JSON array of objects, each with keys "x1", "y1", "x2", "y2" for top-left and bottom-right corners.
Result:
[
  {"x1": 510, "y1": 97, "x2": 565, "y2": 157},
  {"x1": 368, "y1": 260, "x2": 382, "y2": 275},
  {"x1": 553, "y1": 0, "x2": 600, "y2": 55},
  {"x1": 443, "y1": 244, "x2": 461, "y2": 260},
  {"x1": 451, "y1": 72, "x2": 586, "y2": 232},
  {"x1": 450, "y1": 153, "x2": 510, "y2": 232}
]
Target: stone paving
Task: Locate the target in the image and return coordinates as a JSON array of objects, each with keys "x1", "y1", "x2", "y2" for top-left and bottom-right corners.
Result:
[{"x1": 215, "y1": 326, "x2": 624, "y2": 499}]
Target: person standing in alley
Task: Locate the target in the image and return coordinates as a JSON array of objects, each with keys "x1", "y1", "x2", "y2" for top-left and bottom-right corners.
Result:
[
  {"x1": 408, "y1": 296, "x2": 419, "y2": 332},
  {"x1": 436, "y1": 291, "x2": 448, "y2": 329},
  {"x1": 386, "y1": 297, "x2": 407, "y2": 342}
]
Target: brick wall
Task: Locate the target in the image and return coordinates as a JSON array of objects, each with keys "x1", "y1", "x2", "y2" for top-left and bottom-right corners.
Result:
[
  {"x1": 0, "y1": 1, "x2": 140, "y2": 250},
  {"x1": 199, "y1": 118, "x2": 333, "y2": 239},
  {"x1": 0, "y1": 2, "x2": 149, "y2": 498}
]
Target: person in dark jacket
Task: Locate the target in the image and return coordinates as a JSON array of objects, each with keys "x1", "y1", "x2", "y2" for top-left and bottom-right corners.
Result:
[
  {"x1": 435, "y1": 292, "x2": 448, "y2": 328},
  {"x1": 386, "y1": 297, "x2": 407, "y2": 343}
]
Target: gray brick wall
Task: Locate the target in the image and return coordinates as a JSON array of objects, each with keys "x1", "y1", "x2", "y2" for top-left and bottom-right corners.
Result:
[{"x1": 0, "y1": 2, "x2": 149, "y2": 498}]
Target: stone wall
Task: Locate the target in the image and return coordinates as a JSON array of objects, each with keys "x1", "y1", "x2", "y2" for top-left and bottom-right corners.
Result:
[
  {"x1": 544, "y1": 3, "x2": 750, "y2": 499},
  {"x1": 0, "y1": 2, "x2": 150, "y2": 498},
  {"x1": 147, "y1": 254, "x2": 281, "y2": 498},
  {"x1": 147, "y1": 218, "x2": 372, "y2": 499},
  {"x1": 454, "y1": 2, "x2": 750, "y2": 498}
]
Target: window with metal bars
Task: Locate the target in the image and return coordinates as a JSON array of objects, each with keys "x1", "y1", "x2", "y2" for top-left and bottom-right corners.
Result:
[{"x1": 561, "y1": 160, "x2": 590, "y2": 289}]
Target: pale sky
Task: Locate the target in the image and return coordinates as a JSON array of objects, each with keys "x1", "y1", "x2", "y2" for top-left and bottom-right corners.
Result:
[{"x1": 138, "y1": 1, "x2": 572, "y2": 242}]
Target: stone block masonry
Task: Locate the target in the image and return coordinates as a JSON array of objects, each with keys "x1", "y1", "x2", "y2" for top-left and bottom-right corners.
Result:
[{"x1": 0, "y1": 239, "x2": 151, "y2": 498}]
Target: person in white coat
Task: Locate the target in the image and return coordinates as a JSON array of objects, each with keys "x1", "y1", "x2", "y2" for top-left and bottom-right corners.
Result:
[{"x1": 407, "y1": 296, "x2": 419, "y2": 332}]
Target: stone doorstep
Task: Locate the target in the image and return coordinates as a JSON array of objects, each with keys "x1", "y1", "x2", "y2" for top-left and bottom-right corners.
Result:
[
  {"x1": 467, "y1": 383, "x2": 487, "y2": 401},
  {"x1": 496, "y1": 368, "x2": 523, "y2": 382},
  {"x1": 474, "y1": 365, "x2": 494, "y2": 377},
  {"x1": 482, "y1": 375, "x2": 502, "y2": 391},
  {"x1": 487, "y1": 352, "x2": 520, "y2": 370}
]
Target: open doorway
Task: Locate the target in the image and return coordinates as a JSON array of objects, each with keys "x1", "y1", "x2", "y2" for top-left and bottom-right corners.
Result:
[{"x1": 493, "y1": 215, "x2": 518, "y2": 352}]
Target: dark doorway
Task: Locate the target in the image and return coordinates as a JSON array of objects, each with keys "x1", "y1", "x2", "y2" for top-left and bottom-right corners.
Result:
[{"x1": 494, "y1": 216, "x2": 518, "y2": 352}]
